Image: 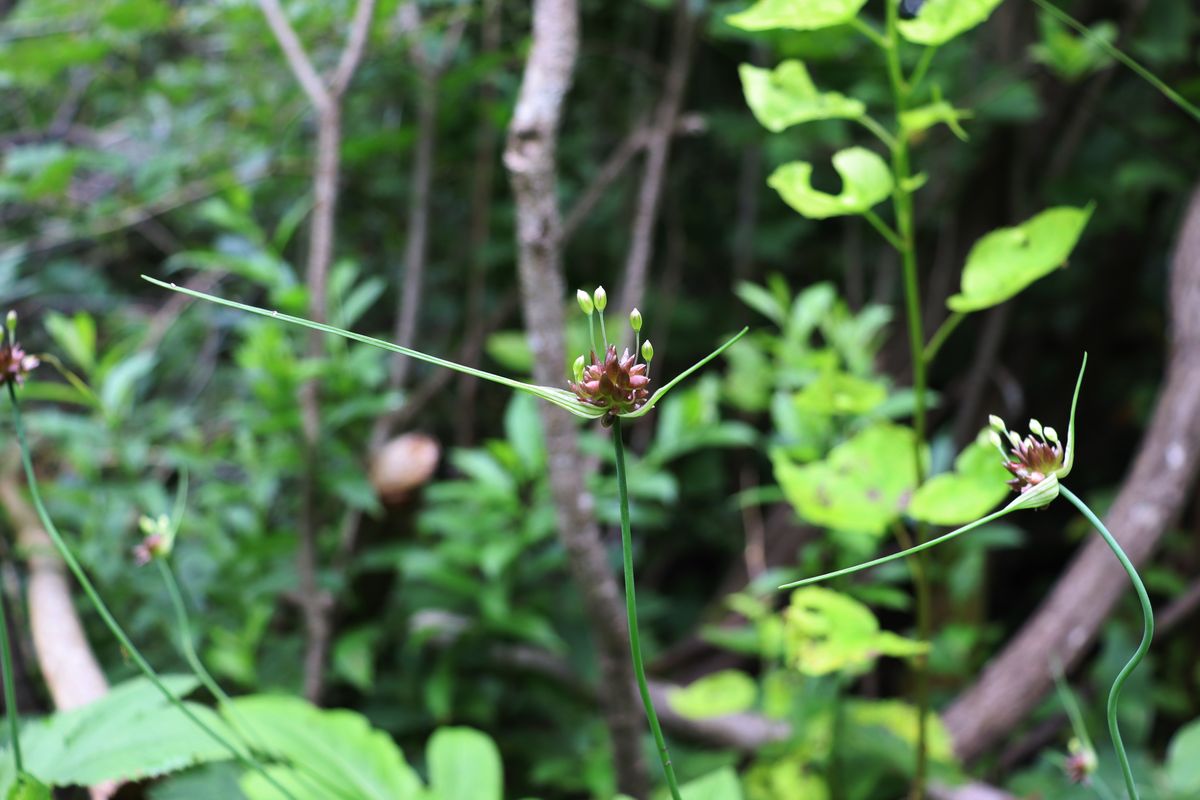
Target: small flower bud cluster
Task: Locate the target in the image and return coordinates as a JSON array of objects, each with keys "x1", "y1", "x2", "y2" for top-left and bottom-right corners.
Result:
[
  {"x1": 1064, "y1": 738, "x2": 1097, "y2": 785},
  {"x1": 133, "y1": 514, "x2": 174, "y2": 565},
  {"x1": 988, "y1": 415, "x2": 1063, "y2": 494},
  {"x1": 569, "y1": 287, "x2": 654, "y2": 422},
  {"x1": 0, "y1": 311, "x2": 39, "y2": 389}
]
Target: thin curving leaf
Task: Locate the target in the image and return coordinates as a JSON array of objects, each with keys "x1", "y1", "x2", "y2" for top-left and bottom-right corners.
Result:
[
  {"x1": 144, "y1": 276, "x2": 746, "y2": 424},
  {"x1": 739, "y1": 61, "x2": 864, "y2": 133},
  {"x1": 142, "y1": 275, "x2": 605, "y2": 420},
  {"x1": 620, "y1": 327, "x2": 749, "y2": 418},
  {"x1": 726, "y1": 0, "x2": 868, "y2": 32},
  {"x1": 946, "y1": 205, "x2": 1093, "y2": 313},
  {"x1": 897, "y1": 0, "x2": 1004, "y2": 45},
  {"x1": 768, "y1": 148, "x2": 893, "y2": 220},
  {"x1": 1059, "y1": 353, "x2": 1087, "y2": 479}
]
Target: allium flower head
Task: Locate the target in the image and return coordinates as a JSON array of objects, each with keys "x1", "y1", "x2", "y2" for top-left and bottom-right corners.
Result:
[
  {"x1": 0, "y1": 312, "x2": 39, "y2": 388},
  {"x1": 569, "y1": 344, "x2": 650, "y2": 421},
  {"x1": 1064, "y1": 738, "x2": 1097, "y2": 784},
  {"x1": 133, "y1": 513, "x2": 174, "y2": 565}
]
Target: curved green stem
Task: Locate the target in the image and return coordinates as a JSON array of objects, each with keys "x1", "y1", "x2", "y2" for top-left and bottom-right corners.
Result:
[
  {"x1": 0, "y1": 586, "x2": 22, "y2": 775},
  {"x1": 1059, "y1": 485, "x2": 1152, "y2": 800},
  {"x1": 5, "y1": 385, "x2": 291, "y2": 799},
  {"x1": 923, "y1": 311, "x2": 965, "y2": 366},
  {"x1": 612, "y1": 418, "x2": 681, "y2": 800}
]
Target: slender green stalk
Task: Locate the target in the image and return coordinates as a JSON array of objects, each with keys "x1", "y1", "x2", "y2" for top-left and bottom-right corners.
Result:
[
  {"x1": 863, "y1": 209, "x2": 905, "y2": 251},
  {"x1": 612, "y1": 418, "x2": 681, "y2": 800},
  {"x1": 1060, "y1": 485, "x2": 1152, "y2": 800},
  {"x1": 908, "y1": 47, "x2": 938, "y2": 94},
  {"x1": 923, "y1": 311, "x2": 965, "y2": 365},
  {"x1": 0, "y1": 587, "x2": 22, "y2": 775},
  {"x1": 1027, "y1": 0, "x2": 1200, "y2": 124},
  {"x1": 5, "y1": 385, "x2": 292, "y2": 800},
  {"x1": 882, "y1": 6, "x2": 931, "y2": 795}
]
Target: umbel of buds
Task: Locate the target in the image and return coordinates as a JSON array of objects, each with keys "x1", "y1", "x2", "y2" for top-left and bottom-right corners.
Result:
[
  {"x1": 0, "y1": 311, "x2": 39, "y2": 388},
  {"x1": 569, "y1": 288, "x2": 653, "y2": 424},
  {"x1": 133, "y1": 514, "x2": 175, "y2": 565},
  {"x1": 989, "y1": 415, "x2": 1064, "y2": 494}
]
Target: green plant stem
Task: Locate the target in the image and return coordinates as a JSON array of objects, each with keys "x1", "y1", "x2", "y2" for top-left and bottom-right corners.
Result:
[
  {"x1": 5, "y1": 384, "x2": 293, "y2": 800},
  {"x1": 863, "y1": 209, "x2": 905, "y2": 251},
  {"x1": 0, "y1": 587, "x2": 22, "y2": 775},
  {"x1": 908, "y1": 46, "x2": 938, "y2": 94},
  {"x1": 923, "y1": 311, "x2": 965, "y2": 365},
  {"x1": 612, "y1": 418, "x2": 681, "y2": 800},
  {"x1": 882, "y1": 6, "x2": 931, "y2": 797},
  {"x1": 1027, "y1": 0, "x2": 1200, "y2": 124},
  {"x1": 1060, "y1": 485, "x2": 1152, "y2": 800}
]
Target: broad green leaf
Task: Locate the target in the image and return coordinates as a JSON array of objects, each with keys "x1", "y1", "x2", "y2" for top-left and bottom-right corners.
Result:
[
  {"x1": 727, "y1": 0, "x2": 868, "y2": 32},
  {"x1": 229, "y1": 696, "x2": 422, "y2": 800},
  {"x1": 427, "y1": 728, "x2": 503, "y2": 800},
  {"x1": 0, "y1": 677, "x2": 234, "y2": 794},
  {"x1": 897, "y1": 0, "x2": 1005, "y2": 45},
  {"x1": 785, "y1": 588, "x2": 927, "y2": 675},
  {"x1": 947, "y1": 205, "x2": 1094, "y2": 312},
  {"x1": 42, "y1": 311, "x2": 97, "y2": 373},
  {"x1": 668, "y1": 670, "x2": 758, "y2": 719},
  {"x1": 332, "y1": 627, "x2": 379, "y2": 692},
  {"x1": 739, "y1": 61, "x2": 864, "y2": 133},
  {"x1": 768, "y1": 148, "x2": 893, "y2": 220},
  {"x1": 900, "y1": 100, "x2": 972, "y2": 142},
  {"x1": 6, "y1": 776, "x2": 51, "y2": 800},
  {"x1": 679, "y1": 767, "x2": 744, "y2": 800},
  {"x1": 793, "y1": 371, "x2": 886, "y2": 416},
  {"x1": 772, "y1": 424, "x2": 920, "y2": 535},
  {"x1": 847, "y1": 700, "x2": 955, "y2": 763},
  {"x1": 744, "y1": 758, "x2": 828, "y2": 800},
  {"x1": 1166, "y1": 718, "x2": 1200, "y2": 794},
  {"x1": 908, "y1": 432, "x2": 1010, "y2": 525}
]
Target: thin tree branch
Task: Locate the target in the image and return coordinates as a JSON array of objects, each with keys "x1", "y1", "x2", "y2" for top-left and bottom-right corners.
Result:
[
  {"x1": 618, "y1": 0, "x2": 698, "y2": 318},
  {"x1": 330, "y1": 0, "x2": 378, "y2": 98},
  {"x1": 256, "y1": 0, "x2": 332, "y2": 113}
]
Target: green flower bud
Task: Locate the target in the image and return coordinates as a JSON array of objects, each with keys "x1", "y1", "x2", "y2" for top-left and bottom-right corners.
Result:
[
  {"x1": 988, "y1": 430, "x2": 1004, "y2": 451},
  {"x1": 593, "y1": 286, "x2": 607, "y2": 312},
  {"x1": 1044, "y1": 426, "x2": 1059, "y2": 443},
  {"x1": 572, "y1": 354, "x2": 586, "y2": 383},
  {"x1": 1029, "y1": 418, "x2": 1043, "y2": 437},
  {"x1": 641, "y1": 339, "x2": 654, "y2": 363},
  {"x1": 576, "y1": 289, "x2": 594, "y2": 316},
  {"x1": 988, "y1": 414, "x2": 1006, "y2": 432},
  {"x1": 630, "y1": 307, "x2": 642, "y2": 333}
]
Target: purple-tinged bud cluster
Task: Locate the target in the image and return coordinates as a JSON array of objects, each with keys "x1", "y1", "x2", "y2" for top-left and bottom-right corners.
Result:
[
  {"x1": 0, "y1": 314, "x2": 39, "y2": 388},
  {"x1": 569, "y1": 345, "x2": 650, "y2": 420},
  {"x1": 989, "y1": 416, "x2": 1064, "y2": 494}
]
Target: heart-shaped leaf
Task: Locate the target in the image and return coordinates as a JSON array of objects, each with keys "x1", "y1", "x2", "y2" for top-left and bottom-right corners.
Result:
[
  {"x1": 739, "y1": 61, "x2": 864, "y2": 133},
  {"x1": 726, "y1": 0, "x2": 868, "y2": 32},
  {"x1": 898, "y1": 0, "x2": 1005, "y2": 45},
  {"x1": 908, "y1": 431, "x2": 1010, "y2": 525},
  {"x1": 768, "y1": 148, "x2": 894, "y2": 220},
  {"x1": 947, "y1": 205, "x2": 1093, "y2": 312}
]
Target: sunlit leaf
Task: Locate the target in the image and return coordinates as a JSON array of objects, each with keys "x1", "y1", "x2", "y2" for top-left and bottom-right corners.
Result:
[
  {"x1": 679, "y1": 767, "x2": 744, "y2": 800},
  {"x1": 792, "y1": 371, "x2": 886, "y2": 416},
  {"x1": 726, "y1": 0, "x2": 867, "y2": 31},
  {"x1": 768, "y1": 148, "x2": 893, "y2": 220},
  {"x1": 1166, "y1": 718, "x2": 1200, "y2": 794},
  {"x1": 900, "y1": 99, "x2": 972, "y2": 142},
  {"x1": 772, "y1": 424, "x2": 920, "y2": 536},
  {"x1": 784, "y1": 588, "x2": 927, "y2": 676},
  {"x1": 947, "y1": 205, "x2": 1094, "y2": 312},
  {"x1": 908, "y1": 432, "x2": 1010, "y2": 525},
  {"x1": 427, "y1": 728, "x2": 503, "y2": 800},
  {"x1": 668, "y1": 670, "x2": 758, "y2": 719},
  {"x1": 846, "y1": 700, "x2": 955, "y2": 763},
  {"x1": 897, "y1": 0, "x2": 1005, "y2": 45},
  {"x1": 739, "y1": 61, "x2": 864, "y2": 133}
]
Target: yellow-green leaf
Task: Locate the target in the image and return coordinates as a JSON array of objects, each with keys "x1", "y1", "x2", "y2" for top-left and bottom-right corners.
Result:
[
  {"x1": 768, "y1": 148, "x2": 894, "y2": 220},
  {"x1": 908, "y1": 432, "x2": 1010, "y2": 525},
  {"x1": 785, "y1": 588, "x2": 927, "y2": 676},
  {"x1": 739, "y1": 61, "x2": 864, "y2": 133},
  {"x1": 947, "y1": 205, "x2": 1094, "y2": 312},
  {"x1": 726, "y1": 0, "x2": 868, "y2": 32},
  {"x1": 668, "y1": 670, "x2": 758, "y2": 720},
  {"x1": 898, "y1": 0, "x2": 1005, "y2": 45}
]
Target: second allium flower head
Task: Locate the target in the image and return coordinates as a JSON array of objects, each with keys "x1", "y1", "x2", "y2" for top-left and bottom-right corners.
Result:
[{"x1": 569, "y1": 287, "x2": 655, "y2": 423}]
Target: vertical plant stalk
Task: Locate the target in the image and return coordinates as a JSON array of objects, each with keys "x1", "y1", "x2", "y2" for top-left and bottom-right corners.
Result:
[
  {"x1": 5, "y1": 386, "x2": 295, "y2": 800},
  {"x1": 612, "y1": 418, "x2": 682, "y2": 800},
  {"x1": 881, "y1": 8, "x2": 932, "y2": 797},
  {"x1": 0, "y1": 585, "x2": 22, "y2": 775},
  {"x1": 1059, "y1": 485, "x2": 1152, "y2": 800}
]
